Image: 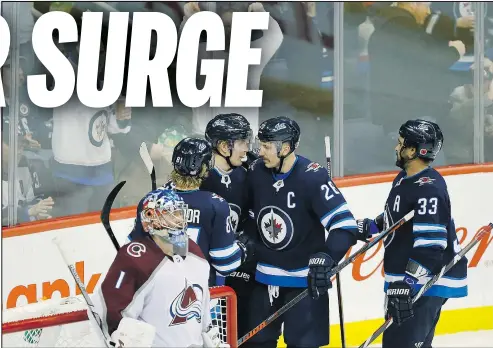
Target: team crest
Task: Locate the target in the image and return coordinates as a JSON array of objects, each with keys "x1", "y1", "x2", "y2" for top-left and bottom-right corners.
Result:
[
  {"x1": 229, "y1": 203, "x2": 241, "y2": 233},
  {"x1": 306, "y1": 162, "x2": 322, "y2": 173},
  {"x1": 414, "y1": 177, "x2": 435, "y2": 186},
  {"x1": 257, "y1": 206, "x2": 294, "y2": 250},
  {"x1": 169, "y1": 280, "x2": 203, "y2": 326}
]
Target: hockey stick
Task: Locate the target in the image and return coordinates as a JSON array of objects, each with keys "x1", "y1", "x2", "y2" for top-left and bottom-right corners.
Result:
[
  {"x1": 359, "y1": 222, "x2": 493, "y2": 348},
  {"x1": 325, "y1": 135, "x2": 346, "y2": 348},
  {"x1": 140, "y1": 142, "x2": 157, "y2": 191},
  {"x1": 100, "y1": 180, "x2": 126, "y2": 251},
  {"x1": 100, "y1": 143, "x2": 156, "y2": 252},
  {"x1": 238, "y1": 209, "x2": 415, "y2": 346},
  {"x1": 52, "y1": 237, "x2": 112, "y2": 347}
]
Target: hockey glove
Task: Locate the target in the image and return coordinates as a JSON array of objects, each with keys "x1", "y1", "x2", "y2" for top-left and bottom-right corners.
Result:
[
  {"x1": 385, "y1": 280, "x2": 414, "y2": 326},
  {"x1": 236, "y1": 232, "x2": 255, "y2": 264},
  {"x1": 109, "y1": 317, "x2": 156, "y2": 347},
  {"x1": 307, "y1": 252, "x2": 335, "y2": 300},
  {"x1": 356, "y1": 213, "x2": 384, "y2": 241},
  {"x1": 202, "y1": 325, "x2": 230, "y2": 348}
]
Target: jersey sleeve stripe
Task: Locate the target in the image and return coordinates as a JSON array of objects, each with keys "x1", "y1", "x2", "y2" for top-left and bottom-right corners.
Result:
[
  {"x1": 209, "y1": 243, "x2": 241, "y2": 259},
  {"x1": 212, "y1": 258, "x2": 242, "y2": 274},
  {"x1": 320, "y1": 203, "x2": 350, "y2": 228},
  {"x1": 413, "y1": 237, "x2": 447, "y2": 249},
  {"x1": 413, "y1": 223, "x2": 447, "y2": 233},
  {"x1": 255, "y1": 264, "x2": 309, "y2": 287},
  {"x1": 328, "y1": 217, "x2": 358, "y2": 232},
  {"x1": 384, "y1": 273, "x2": 467, "y2": 297}
]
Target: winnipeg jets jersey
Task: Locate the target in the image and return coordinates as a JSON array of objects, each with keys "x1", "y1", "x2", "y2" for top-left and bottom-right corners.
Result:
[
  {"x1": 382, "y1": 167, "x2": 467, "y2": 298},
  {"x1": 246, "y1": 156, "x2": 359, "y2": 287},
  {"x1": 51, "y1": 96, "x2": 130, "y2": 185},
  {"x1": 128, "y1": 182, "x2": 242, "y2": 286},
  {"x1": 201, "y1": 166, "x2": 249, "y2": 233},
  {"x1": 91, "y1": 237, "x2": 211, "y2": 348}
]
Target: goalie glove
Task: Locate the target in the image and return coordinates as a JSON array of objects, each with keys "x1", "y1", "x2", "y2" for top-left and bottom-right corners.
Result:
[
  {"x1": 202, "y1": 326, "x2": 230, "y2": 348},
  {"x1": 109, "y1": 317, "x2": 155, "y2": 348}
]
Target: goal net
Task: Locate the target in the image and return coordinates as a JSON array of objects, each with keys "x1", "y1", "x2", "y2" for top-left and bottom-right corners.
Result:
[{"x1": 2, "y1": 286, "x2": 237, "y2": 348}]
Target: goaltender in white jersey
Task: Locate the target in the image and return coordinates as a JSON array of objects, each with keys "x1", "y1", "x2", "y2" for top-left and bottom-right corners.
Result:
[{"x1": 90, "y1": 188, "x2": 228, "y2": 348}]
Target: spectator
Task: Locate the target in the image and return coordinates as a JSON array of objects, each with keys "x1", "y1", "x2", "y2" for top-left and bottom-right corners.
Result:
[
  {"x1": 2, "y1": 118, "x2": 55, "y2": 225},
  {"x1": 367, "y1": 2, "x2": 464, "y2": 135}
]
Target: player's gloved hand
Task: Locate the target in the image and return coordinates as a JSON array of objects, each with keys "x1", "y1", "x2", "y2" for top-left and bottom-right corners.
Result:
[
  {"x1": 109, "y1": 317, "x2": 155, "y2": 347},
  {"x1": 202, "y1": 325, "x2": 230, "y2": 348},
  {"x1": 307, "y1": 252, "x2": 335, "y2": 300},
  {"x1": 236, "y1": 232, "x2": 255, "y2": 264},
  {"x1": 385, "y1": 280, "x2": 414, "y2": 326},
  {"x1": 356, "y1": 213, "x2": 384, "y2": 241}
]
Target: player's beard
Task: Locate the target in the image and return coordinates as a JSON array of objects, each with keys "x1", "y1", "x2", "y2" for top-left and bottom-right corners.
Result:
[{"x1": 395, "y1": 149, "x2": 407, "y2": 169}]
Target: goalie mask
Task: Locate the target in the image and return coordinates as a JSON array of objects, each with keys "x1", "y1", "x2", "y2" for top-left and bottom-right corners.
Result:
[{"x1": 140, "y1": 189, "x2": 189, "y2": 257}]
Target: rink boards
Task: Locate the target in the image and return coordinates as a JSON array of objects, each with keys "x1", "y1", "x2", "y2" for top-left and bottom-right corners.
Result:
[{"x1": 3, "y1": 164, "x2": 493, "y2": 347}]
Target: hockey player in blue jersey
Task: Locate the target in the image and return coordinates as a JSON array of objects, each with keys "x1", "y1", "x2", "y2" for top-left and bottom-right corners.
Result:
[
  {"x1": 243, "y1": 116, "x2": 359, "y2": 348},
  {"x1": 203, "y1": 113, "x2": 253, "y2": 234},
  {"x1": 129, "y1": 137, "x2": 251, "y2": 287},
  {"x1": 202, "y1": 113, "x2": 257, "y2": 338},
  {"x1": 357, "y1": 119, "x2": 468, "y2": 348}
]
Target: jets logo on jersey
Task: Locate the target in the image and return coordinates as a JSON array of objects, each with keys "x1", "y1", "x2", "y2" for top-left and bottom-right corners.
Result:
[
  {"x1": 257, "y1": 206, "x2": 294, "y2": 250},
  {"x1": 414, "y1": 177, "x2": 435, "y2": 186},
  {"x1": 169, "y1": 280, "x2": 204, "y2": 326},
  {"x1": 229, "y1": 203, "x2": 241, "y2": 232},
  {"x1": 88, "y1": 110, "x2": 109, "y2": 147},
  {"x1": 306, "y1": 162, "x2": 322, "y2": 173}
]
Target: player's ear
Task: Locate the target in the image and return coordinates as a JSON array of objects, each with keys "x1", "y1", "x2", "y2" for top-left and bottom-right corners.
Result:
[
  {"x1": 218, "y1": 140, "x2": 229, "y2": 156},
  {"x1": 281, "y1": 142, "x2": 291, "y2": 156}
]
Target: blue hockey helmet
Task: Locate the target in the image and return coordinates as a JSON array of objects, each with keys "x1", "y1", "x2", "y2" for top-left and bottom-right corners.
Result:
[
  {"x1": 256, "y1": 116, "x2": 300, "y2": 156},
  {"x1": 205, "y1": 113, "x2": 253, "y2": 148},
  {"x1": 172, "y1": 137, "x2": 214, "y2": 177},
  {"x1": 398, "y1": 119, "x2": 444, "y2": 161}
]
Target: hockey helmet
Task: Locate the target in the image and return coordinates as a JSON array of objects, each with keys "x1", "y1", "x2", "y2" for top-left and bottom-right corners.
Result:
[
  {"x1": 205, "y1": 113, "x2": 253, "y2": 148},
  {"x1": 256, "y1": 116, "x2": 300, "y2": 155},
  {"x1": 172, "y1": 137, "x2": 214, "y2": 177},
  {"x1": 398, "y1": 119, "x2": 444, "y2": 161}
]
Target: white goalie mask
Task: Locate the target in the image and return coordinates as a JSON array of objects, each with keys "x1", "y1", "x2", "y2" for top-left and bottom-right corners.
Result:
[{"x1": 140, "y1": 189, "x2": 189, "y2": 257}]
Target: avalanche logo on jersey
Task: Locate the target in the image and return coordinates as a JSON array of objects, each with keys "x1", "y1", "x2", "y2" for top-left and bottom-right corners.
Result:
[
  {"x1": 257, "y1": 206, "x2": 294, "y2": 250},
  {"x1": 169, "y1": 280, "x2": 204, "y2": 326},
  {"x1": 414, "y1": 177, "x2": 436, "y2": 186},
  {"x1": 305, "y1": 162, "x2": 322, "y2": 173},
  {"x1": 229, "y1": 203, "x2": 241, "y2": 233}
]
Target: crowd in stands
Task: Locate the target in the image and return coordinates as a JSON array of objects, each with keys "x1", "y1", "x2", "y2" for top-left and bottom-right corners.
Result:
[{"x1": 2, "y1": 1, "x2": 492, "y2": 226}]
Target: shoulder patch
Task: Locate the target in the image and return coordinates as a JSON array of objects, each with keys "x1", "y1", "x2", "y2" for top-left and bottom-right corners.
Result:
[
  {"x1": 414, "y1": 177, "x2": 436, "y2": 186},
  {"x1": 306, "y1": 162, "x2": 322, "y2": 173},
  {"x1": 249, "y1": 158, "x2": 261, "y2": 171},
  {"x1": 126, "y1": 242, "x2": 147, "y2": 258},
  {"x1": 211, "y1": 193, "x2": 225, "y2": 202}
]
